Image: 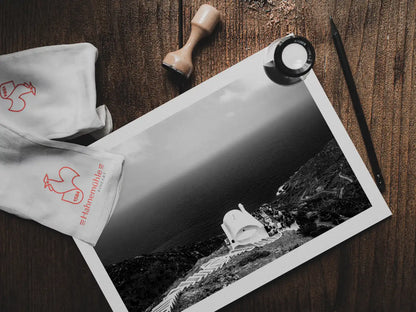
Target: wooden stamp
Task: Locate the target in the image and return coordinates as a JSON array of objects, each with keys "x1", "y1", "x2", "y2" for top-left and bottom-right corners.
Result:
[{"x1": 162, "y1": 4, "x2": 220, "y2": 78}]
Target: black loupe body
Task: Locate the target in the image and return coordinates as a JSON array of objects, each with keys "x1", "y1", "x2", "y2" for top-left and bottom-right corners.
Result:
[{"x1": 263, "y1": 34, "x2": 315, "y2": 85}]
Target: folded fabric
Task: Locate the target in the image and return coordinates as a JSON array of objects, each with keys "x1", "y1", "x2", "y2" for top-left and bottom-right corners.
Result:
[
  {"x1": 0, "y1": 123, "x2": 124, "y2": 245},
  {"x1": 90, "y1": 104, "x2": 113, "y2": 140},
  {"x1": 0, "y1": 43, "x2": 111, "y2": 139}
]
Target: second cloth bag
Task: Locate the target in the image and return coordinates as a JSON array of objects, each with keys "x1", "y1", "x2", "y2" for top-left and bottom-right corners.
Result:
[{"x1": 0, "y1": 43, "x2": 112, "y2": 139}]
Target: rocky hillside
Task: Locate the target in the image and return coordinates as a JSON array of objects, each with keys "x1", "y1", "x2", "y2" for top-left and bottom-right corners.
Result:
[
  {"x1": 107, "y1": 138, "x2": 371, "y2": 312},
  {"x1": 253, "y1": 138, "x2": 371, "y2": 237},
  {"x1": 166, "y1": 139, "x2": 372, "y2": 310},
  {"x1": 171, "y1": 230, "x2": 310, "y2": 312},
  {"x1": 105, "y1": 235, "x2": 225, "y2": 312}
]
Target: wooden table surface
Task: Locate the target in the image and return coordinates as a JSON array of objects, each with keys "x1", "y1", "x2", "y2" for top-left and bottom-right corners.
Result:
[{"x1": 1, "y1": 0, "x2": 415, "y2": 311}]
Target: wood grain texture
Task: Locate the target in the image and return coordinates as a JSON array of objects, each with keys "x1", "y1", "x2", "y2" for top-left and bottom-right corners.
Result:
[
  {"x1": 181, "y1": 0, "x2": 416, "y2": 311},
  {"x1": 0, "y1": 0, "x2": 179, "y2": 311},
  {"x1": 0, "y1": 0, "x2": 415, "y2": 311}
]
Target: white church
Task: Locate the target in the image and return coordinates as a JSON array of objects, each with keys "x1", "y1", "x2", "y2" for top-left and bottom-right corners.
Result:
[{"x1": 221, "y1": 203, "x2": 269, "y2": 250}]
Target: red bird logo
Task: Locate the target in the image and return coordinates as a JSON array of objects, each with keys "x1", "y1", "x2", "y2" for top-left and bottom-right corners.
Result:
[
  {"x1": 0, "y1": 80, "x2": 36, "y2": 112},
  {"x1": 43, "y1": 167, "x2": 84, "y2": 205}
]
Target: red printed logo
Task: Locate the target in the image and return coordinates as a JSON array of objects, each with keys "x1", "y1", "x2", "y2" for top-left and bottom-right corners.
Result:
[
  {"x1": 0, "y1": 80, "x2": 36, "y2": 112},
  {"x1": 43, "y1": 167, "x2": 84, "y2": 205}
]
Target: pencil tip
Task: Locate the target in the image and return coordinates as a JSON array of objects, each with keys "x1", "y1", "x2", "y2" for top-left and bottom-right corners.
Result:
[{"x1": 329, "y1": 16, "x2": 337, "y2": 34}]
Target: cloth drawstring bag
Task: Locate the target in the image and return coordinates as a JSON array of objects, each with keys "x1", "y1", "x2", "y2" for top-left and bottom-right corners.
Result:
[
  {"x1": 0, "y1": 123, "x2": 124, "y2": 245},
  {"x1": 0, "y1": 43, "x2": 123, "y2": 245},
  {"x1": 0, "y1": 43, "x2": 112, "y2": 140}
]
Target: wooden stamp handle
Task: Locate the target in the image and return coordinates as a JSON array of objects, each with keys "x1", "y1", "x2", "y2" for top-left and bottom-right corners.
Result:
[
  {"x1": 162, "y1": 4, "x2": 220, "y2": 78},
  {"x1": 191, "y1": 4, "x2": 220, "y2": 36}
]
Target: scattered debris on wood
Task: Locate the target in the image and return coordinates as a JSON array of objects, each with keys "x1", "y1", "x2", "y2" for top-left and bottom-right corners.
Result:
[
  {"x1": 266, "y1": 0, "x2": 297, "y2": 27},
  {"x1": 241, "y1": 0, "x2": 300, "y2": 28}
]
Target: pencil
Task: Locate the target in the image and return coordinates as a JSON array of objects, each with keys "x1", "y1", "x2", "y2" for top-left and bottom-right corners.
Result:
[{"x1": 330, "y1": 17, "x2": 386, "y2": 193}]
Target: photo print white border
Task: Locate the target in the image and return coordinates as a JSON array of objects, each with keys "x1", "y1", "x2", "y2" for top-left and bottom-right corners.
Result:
[{"x1": 74, "y1": 49, "x2": 391, "y2": 312}]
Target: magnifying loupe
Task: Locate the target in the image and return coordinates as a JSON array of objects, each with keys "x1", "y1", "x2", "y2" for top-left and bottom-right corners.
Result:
[{"x1": 263, "y1": 34, "x2": 315, "y2": 85}]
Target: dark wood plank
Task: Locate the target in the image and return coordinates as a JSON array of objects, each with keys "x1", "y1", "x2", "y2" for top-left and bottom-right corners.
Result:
[
  {"x1": 0, "y1": 0, "x2": 415, "y2": 311},
  {"x1": 0, "y1": 0, "x2": 180, "y2": 311},
  {"x1": 181, "y1": 0, "x2": 416, "y2": 311}
]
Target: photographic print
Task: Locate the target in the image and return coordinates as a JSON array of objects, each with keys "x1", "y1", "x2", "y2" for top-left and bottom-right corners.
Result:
[{"x1": 92, "y1": 74, "x2": 373, "y2": 312}]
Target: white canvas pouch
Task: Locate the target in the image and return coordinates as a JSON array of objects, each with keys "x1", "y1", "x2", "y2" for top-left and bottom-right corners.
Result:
[
  {"x1": 0, "y1": 123, "x2": 124, "y2": 245},
  {"x1": 0, "y1": 43, "x2": 111, "y2": 139}
]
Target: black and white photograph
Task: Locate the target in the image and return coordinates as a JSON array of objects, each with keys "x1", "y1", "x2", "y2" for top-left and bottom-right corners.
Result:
[
  {"x1": 4, "y1": 2, "x2": 414, "y2": 312},
  {"x1": 94, "y1": 75, "x2": 372, "y2": 312}
]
